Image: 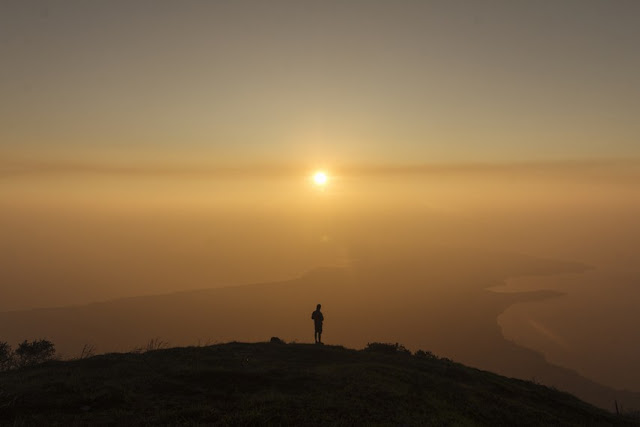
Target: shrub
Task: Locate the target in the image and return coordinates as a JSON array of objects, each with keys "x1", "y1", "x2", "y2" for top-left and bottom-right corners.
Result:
[
  {"x1": 364, "y1": 342, "x2": 411, "y2": 355},
  {"x1": 269, "y1": 337, "x2": 285, "y2": 344},
  {"x1": 78, "y1": 344, "x2": 96, "y2": 360},
  {"x1": 414, "y1": 349, "x2": 438, "y2": 359},
  {"x1": 0, "y1": 341, "x2": 13, "y2": 370},
  {"x1": 145, "y1": 338, "x2": 169, "y2": 352},
  {"x1": 15, "y1": 339, "x2": 56, "y2": 367}
]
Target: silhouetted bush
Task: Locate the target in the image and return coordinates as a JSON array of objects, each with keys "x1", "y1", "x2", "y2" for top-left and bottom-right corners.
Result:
[
  {"x1": 15, "y1": 339, "x2": 55, "y2": 367},
  {"x1": 414, "y1": 349, "x2": 438, "y2": 359},
  {"x1": 0, "y1": 341, "x2": 13, "y2": 371},
  {"x1": 145, "y1": 338, "x2": 169, "y2": 352},
  {"x1": 439, "y1": 356, "x2": 454, "y2": 366},
  {"x1": 269, "y1": 337, "x2": 285, "y2": 344},
  {"x1": 364, "y1": 342, "x2": 410, "y2": 355},
  {"x1": 78, "y1": 344, "x2": 96, "y2": 360}
]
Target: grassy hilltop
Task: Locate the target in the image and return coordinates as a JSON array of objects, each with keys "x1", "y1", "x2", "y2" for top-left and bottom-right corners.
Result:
[{"x1": 0, "y1": 342, "x2": 636, "y2": 426}]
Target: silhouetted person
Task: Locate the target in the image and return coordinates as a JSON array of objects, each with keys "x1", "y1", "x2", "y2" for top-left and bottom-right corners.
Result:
[{"x1": 312, "y1": 304, "x2": 324, "y2": 344}]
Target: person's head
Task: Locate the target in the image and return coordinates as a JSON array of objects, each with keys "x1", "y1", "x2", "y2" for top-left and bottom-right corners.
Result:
[{"x1": 316, "y1": 304, "x2": 321, "y2": 310}]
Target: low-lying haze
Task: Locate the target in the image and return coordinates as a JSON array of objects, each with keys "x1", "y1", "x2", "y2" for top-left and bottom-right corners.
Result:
[{"x1": 1, "y1": 159, "x2": 639, "y2": 399}]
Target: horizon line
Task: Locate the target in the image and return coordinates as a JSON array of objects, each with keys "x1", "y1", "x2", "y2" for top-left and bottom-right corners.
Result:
[{"x1": 2, "y1": 157, "x2": 639, "y2": 179}]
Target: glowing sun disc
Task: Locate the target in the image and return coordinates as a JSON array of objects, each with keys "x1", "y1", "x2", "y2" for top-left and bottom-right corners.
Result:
[{"x1": 314, "y1": 171, "x2": 328, "y2": 185}]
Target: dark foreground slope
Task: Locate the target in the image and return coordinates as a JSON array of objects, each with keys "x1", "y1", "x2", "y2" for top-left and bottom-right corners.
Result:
[{"x1": 0, "y1": 343, "x2": 636, "y2": 426}]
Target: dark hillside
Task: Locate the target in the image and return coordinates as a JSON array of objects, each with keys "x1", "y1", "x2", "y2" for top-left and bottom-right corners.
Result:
[{"x1": 0, "y1": 342, "x2": 635, "y2": 426}]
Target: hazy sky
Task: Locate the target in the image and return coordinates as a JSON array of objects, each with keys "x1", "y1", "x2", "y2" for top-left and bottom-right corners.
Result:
[
  {"x1": 2, "y1": 2, "x2": 640, "y2": 399},
  {"x1": 2, "y1": 0, "x2": 639, "y2": 166}
]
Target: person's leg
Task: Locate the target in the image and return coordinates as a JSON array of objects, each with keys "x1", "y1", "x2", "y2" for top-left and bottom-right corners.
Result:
[
  {"x1": 318, "y1": 331, "x2": 322, "y2": 344},
  {"x1": 314, "y1": 331, "x2": 318, "y2": 343}
]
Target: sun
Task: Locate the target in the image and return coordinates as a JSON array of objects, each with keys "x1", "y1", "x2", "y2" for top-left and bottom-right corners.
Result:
[{"x1": 313, "y1": 171, "x2": 328, "y2": 186}]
